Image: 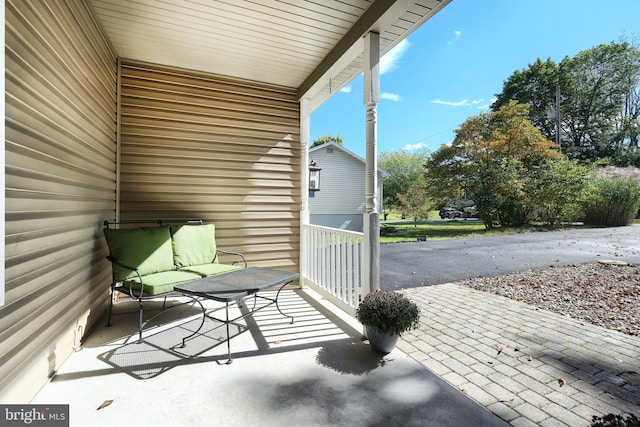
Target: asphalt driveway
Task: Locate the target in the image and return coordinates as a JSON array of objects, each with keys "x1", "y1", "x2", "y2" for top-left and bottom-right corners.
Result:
[{"x1": 380, "y1": 225, "x2": 640, "y2": 290}]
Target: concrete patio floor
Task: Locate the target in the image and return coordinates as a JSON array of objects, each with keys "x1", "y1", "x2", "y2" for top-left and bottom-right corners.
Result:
[{"x1": 32, "y1": 288, "x2": 506, "y2": 427}]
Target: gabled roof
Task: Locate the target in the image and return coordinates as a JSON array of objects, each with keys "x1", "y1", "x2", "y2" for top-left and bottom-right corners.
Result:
[
  {"x1": 309, "y1": 142, "x2": 389, "y2": 177},
  {"x1": 90, "y1": 0, "x2": 451, "y2": 111}
]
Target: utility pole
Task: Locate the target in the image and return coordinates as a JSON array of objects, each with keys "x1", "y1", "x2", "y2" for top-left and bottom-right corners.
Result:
[{"x1": 555, "y1": 84, "x2": 561, "y2": 150}]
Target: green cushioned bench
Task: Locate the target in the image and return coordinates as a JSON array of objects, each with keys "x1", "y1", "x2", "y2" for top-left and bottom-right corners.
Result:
[{"x1": 103, "y1": 221, "x2": 246, "y2": 341}]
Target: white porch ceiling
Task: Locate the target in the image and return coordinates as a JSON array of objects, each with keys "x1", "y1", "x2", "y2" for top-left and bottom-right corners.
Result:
[{"x1": 90, "y1": 0, "x2": 451, "y2": 110}]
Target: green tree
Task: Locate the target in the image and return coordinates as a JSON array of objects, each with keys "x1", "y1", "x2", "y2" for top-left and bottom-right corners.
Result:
[
  {"x1": 492, "y1": 58, "x2": 559, "y2": 141},
  {"x1": 492, "y1": 41, "x2": 640, "y2": 164},
  {"x1": 494, "y1": 159, "x2": 529, "y2": 227},
  {"x1": 425, "y1": 102, "x2": 561, "y2": 228},
  {"x1": 525, "y1": 159, "x2": 592, "y2": 226},
  {"x1": 396, "y1": 187, "x2": 432, "y2": 227},
  {"x1": 559, "y1": 42, "x2": 640, "y2": 161},
  {"x1": 617, "y1": 35, "x2": 640, "y2": 153},
  {"x1": 312, "y1": 135, "x2": 344, "y2": 147},
  {"x1": 378, "y1": 147, "x2": 430, "y2": 210}
]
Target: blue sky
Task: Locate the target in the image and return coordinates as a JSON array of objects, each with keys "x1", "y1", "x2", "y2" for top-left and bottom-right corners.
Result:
[{"x1": 310, "y1": 0, "x2": 640, "y2": 158}]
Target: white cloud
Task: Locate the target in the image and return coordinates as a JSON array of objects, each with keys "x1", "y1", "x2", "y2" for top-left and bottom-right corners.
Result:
[
  {"x1": 447, "y1": 29, "x2": 463, "y2": 45},
  {"x1": 402, "y1": 142, "x2": 428, "y2": 151},
  {"x1": 475, "y1": 98, "x2": 497, "y2": 110},
  {"x1": 431, "y1": 98, "x2": 486, "y2": 107},
  {"x1": 381, "y1": 92, "x2": 403, "y2": 102},
  {"x1": 340, "y1": 85, "x2": 352, "y2": 93},
  {"x1": 380, "y1": 39, "x2": 410, "y2": 75},
  {"x1": 432, "y1": 98, "x2": 469, "y2": 107}
]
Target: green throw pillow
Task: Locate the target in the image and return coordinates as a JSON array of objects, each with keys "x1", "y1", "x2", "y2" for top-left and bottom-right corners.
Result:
[
  {"x1": 170, "y1": 224, "x2": 217, "y2": 268},
  {"x1": 103, "y1": 226, "x2": 174, "y2": 282}
]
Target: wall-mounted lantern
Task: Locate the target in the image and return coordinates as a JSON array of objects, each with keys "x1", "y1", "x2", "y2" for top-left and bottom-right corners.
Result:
[{"x1": 309, "y1": 160, "x2": 321, "y2": 192}]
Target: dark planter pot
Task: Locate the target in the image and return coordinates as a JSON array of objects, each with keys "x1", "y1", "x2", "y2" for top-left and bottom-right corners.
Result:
[{"x1": 366, "y1": 326, "x2": 399, "y2": 354}]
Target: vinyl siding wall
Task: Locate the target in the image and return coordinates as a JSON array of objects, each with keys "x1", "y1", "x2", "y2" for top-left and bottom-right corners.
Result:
[
  {"x1": 3, "y1": 0, "x2": 117, "y2": 402},
  {"x1": 118, "y1": 60, "x2": 302, "y2": 269},
  {"x1": 3, "y1": 1, "x2": 303, "y2": 403}
]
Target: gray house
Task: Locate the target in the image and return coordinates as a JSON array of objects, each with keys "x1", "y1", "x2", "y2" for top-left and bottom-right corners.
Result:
[{"x1": 308, "y1": 142, "x2": 387, "y2": 232}]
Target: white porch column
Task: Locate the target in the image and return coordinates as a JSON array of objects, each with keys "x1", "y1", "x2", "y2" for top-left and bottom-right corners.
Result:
[
  {"x1": 362, "y1": 32, "x2": 380, "y2": 293},
  {"x1": 299, "y1": 97, "x2": 311, "y2": 287}
]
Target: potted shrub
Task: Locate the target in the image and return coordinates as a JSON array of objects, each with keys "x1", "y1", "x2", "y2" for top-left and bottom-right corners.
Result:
[{"x1": 356, "y1": 289, "x2": 421, "y2": 354}]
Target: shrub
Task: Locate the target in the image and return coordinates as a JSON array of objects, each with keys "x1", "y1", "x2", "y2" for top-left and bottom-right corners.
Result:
[
  {"x1": 590, "y1": 413, "x2": 640, "y2": 427},
  {"x1": 560, "y1": 201, "x2": 586, "y2": 223},
  {"x1": 526, "y1": 159, "x2": 591, "y2": 226},
  {"x1": 356, "y1": 290, "x2": 420, "y2": 336},
  {"x1": 583, "y1": 177, "x2": 640, "y2": 226}
]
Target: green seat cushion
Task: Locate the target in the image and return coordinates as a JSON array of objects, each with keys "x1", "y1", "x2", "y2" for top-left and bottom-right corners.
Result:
[
  {"x1": 179, "y1": 263, "x2": 241, "y2": 277},
  {"x1": 170, "y1": 224, "x2": 218, "y2": 268},
  {"x1": 104, "y1": 226, "x2": 174, "y2": 282},
  {"x1": 124, "y1": 270, "x2": 203, "y2": 296}
]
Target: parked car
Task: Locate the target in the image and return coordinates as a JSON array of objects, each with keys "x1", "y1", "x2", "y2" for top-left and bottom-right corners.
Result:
[
  {"x1": 439, "y1": 207, "x2": 462, "y2": 219},
  {"x1": 462, "y1": 206, "x2": 478, "y2": 218}
]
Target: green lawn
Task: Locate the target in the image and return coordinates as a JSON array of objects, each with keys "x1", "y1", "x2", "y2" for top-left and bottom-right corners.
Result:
[
  {"x1": 379, "y1": 210, "x2": 594, "y2": 243},
  {"x1": 380, "y1": 219, "x2": 533, "y2": 243},
  {"x1": 380, "y1": 211, "x2": 639, "y2": 242}
]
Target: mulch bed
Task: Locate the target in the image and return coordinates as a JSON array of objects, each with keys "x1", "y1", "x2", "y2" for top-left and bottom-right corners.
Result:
[{"x1": 461, "y1": 261, "x2": 640, "y2": 336}]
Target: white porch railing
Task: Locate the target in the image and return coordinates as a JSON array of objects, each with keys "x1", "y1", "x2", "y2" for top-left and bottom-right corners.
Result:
[{"x1": 301, "y1": 224, "x2": 367, "y2": 316}]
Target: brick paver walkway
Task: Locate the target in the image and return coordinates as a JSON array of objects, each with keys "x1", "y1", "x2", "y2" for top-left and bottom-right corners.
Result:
[{"x1": 398, "y1": 283, "x2": 640, "y2": 427}]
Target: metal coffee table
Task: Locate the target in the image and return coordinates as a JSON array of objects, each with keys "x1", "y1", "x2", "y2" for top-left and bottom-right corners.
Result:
[{"x1": 174, "y1": 267, "x2": 299, "y2": 364}]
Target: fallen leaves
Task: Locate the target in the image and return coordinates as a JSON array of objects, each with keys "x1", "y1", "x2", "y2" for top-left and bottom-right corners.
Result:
[
  {"x1": 489, "y1": 343, "x2": 535, "y2": 365},
  {"x1": 462, "y1": 262, "x2": 640, "y2": 336},
  {"x1": 97, "y1": 400, "x2": 113, "y2": 410}
]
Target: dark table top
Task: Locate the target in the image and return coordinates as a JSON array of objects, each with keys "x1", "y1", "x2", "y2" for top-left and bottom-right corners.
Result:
[{"x1": 174, "y1": 267, "x2": 299, "y2": 301}]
